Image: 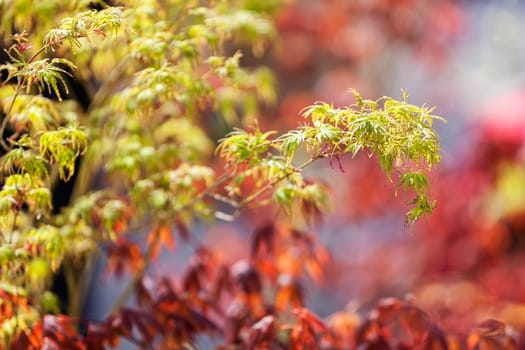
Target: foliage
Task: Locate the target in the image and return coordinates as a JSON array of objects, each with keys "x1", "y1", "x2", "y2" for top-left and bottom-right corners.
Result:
[
  {"x1": 271, "y1": 0, "x2": 525, "y2": 346},
  {"x1": 1, "y1": 0, "x2": 519, "y2": 349}
]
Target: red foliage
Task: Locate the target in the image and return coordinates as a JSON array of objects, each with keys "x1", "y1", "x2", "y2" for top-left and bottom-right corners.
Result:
[
  {"x1": 11, "y1": 315, "x2": 85, "y2": 350},
  {"x1": 10, "y1": 214, "x2": 525, "y2": 348},
  {"x1": 105, "y1": 237, "x2": 143, "y2": 279},
  {"x1": 8, "y1": 2, "x2": 525, "y2": 349}
]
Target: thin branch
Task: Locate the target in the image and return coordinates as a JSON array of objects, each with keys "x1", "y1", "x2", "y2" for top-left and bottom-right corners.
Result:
[
  {"x1": 27, "y1": 44, "x2": 51, "y2": 64},
  {"x1": 206, "y1": 192, "x2": 240, "y2": 208},
  {"x1": 236, "y1": 155, "x2": 320, "y2": 211}
]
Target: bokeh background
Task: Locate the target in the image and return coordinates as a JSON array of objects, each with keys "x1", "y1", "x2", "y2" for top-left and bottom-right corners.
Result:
[
  {"x1": 84, "y1": 0, "x2": 525, "y2": 342},
  {"x1": 264, "y1": 0, "x2": 525, "y2": 334}
]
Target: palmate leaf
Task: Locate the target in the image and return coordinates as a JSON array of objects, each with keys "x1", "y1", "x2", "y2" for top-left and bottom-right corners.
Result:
[
  {"x1": 27, "y1": 187, "x2": 52, "y2": 214},
  {"x1": 37, "y1": 59, "x2": 76, "y2": 101},
  {"x1": 42, "y1": 7, "x2": 122, "y2": 48},
  {"x1": 217, "y1": 90, "x2": 443, "y2": 224},
  {"x1": 0, "y1": 172, "x2": 50, "y2": 217},
  {"x1": 1, "y1": 147, "x2": 49, "y2": 179},
  {"x1": 278, "y1": 129, "x2": 305, "y2": 165},
  {"x1": 10, "y1": 95, "x2": 62, "y2": 132},
  {"x1": 216, "y1": 128, "x2": 277, "y2": 167},
  {"x1": 39, "y1": 126, "x2": 88, "y2": 181},
  {"x1": 19, "y1": 58, "x2": 77, "y2": 101}
]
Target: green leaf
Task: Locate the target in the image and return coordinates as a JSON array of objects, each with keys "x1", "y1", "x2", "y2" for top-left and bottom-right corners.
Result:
[{"x1": 39, "y1": 126, "x2": 88, "y2": 181}]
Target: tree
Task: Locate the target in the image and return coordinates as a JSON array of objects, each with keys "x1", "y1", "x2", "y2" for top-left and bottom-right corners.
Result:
[{"x1": 0, "y1": 1, "x2": 514, "y2": 349}]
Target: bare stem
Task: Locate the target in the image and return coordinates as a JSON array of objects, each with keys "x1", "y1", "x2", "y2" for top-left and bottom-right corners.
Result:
[{"x1": 27, "y1": 44, "x2": 51, "y2": 64}]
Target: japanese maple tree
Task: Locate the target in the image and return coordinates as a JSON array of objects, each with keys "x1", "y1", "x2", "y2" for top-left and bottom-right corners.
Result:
[{"x1": 0, "y1": 1, "x2": 518, "y2": 349}]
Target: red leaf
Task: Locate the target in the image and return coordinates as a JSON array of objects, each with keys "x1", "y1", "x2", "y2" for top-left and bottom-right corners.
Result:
[
  {"x1": 231, "y1": 260, "x2": 262, "y2": 295},
  {"x1": 294, "y1": 308, "x2": 328, "y2": 332},
  {"x1": 371, "y1": 298, "x2": 402, "y2": 325},
  {"x1": 247, "y1": 315, "x2": 276, "y2": 349},
  {"x1": 251, "y1": 224, "x2": 276, "y2": 258},
  {"x1": 275, "y1": 274, "x2": 303, "y2": 312},
  {"x1": 147, "y1": 225, "x2": 176, "y2": 261}
]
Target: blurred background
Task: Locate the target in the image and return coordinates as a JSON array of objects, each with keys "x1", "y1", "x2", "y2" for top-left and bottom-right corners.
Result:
[
  {"x1": 84, "y1": 0, "x2": 525, "y2": 341},
  {"x1": 263, "y1": 0, "x2": 525, "y2": 334}
]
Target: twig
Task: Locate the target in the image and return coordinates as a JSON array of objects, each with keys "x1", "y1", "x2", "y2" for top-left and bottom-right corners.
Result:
[{"x1": 237, "y1": 155, "x2": 320, "y2": 211}]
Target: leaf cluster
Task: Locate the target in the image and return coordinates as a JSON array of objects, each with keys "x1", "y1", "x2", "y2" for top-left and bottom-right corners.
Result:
[
  {"x1": 0, "y1": 1, "x2": 449, "y2": 349},
  {"x1": 217, "y1": 89, "x2": 443, "y2": 224}
]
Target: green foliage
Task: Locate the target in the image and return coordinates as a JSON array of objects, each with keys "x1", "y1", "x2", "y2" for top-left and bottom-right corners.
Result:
[
  {"x1": 0, "y1": 94, "x2": 61, "y2": 132},
  {"x1": 0, "y1": 0, "x2": 443, "y2": 348},
  {"x1": 1, "y1": 147, "x2": 49, "y2": 179},
  {"x1": 42, "y1": 8, "x2": 122, "y2": 49},
  {"x1": 39, "y1": 126, "x2": 88, "y2": 180},
  {"x1": 217, "y1": 128, "x2": 278, "y2": 167},
  {"x1": 217, "y1": 89, "x2": 443, "y2": 224}
]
